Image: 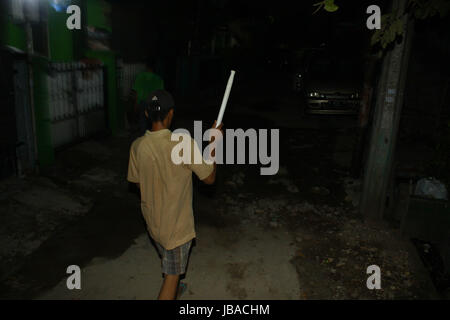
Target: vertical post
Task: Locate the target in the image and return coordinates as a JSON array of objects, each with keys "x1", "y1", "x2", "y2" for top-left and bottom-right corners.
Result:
[
  {"x1": 25, "y1": 21, "x2": 39, "y2": 173},
  {"x1": 72, "y1": 63, "x2": 81, "y2": 140},
  {"x1": 360, "y1": 0, "x2": 414, "y2": 221}
]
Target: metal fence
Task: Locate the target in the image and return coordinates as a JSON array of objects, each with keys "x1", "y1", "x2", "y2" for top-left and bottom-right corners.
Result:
[
  {"x1": 1, "y1": 52, "x2": 35, "y2": 178},
  {"x1": 47, "y1": 62, "x2": 106, "y2": 148},
  {"x1": 117, "y1": 61, "x2": 146, "y2": 101}
]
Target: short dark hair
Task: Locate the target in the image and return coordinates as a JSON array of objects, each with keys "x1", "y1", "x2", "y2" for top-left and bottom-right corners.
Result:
[
  {"x1": 144, "y1": 89, "x2": 175, "y2": 124},
  {"x1": 146, "y1": 100, "x2": 171, "y2": 123}
]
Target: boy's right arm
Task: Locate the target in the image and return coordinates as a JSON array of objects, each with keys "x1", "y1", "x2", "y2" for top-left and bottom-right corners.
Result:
[{"x1": 202, "y1": 163, "x2": 216, "y2": 185}]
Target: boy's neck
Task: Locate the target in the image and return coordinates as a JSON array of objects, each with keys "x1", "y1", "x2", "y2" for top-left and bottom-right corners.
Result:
[{"x1": 151, "y1": 122, "x2": 167, "y2": 132}]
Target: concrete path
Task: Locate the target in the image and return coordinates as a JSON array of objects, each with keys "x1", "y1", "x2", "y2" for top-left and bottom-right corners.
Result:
[
  {"x1": 38, "y1": 223, "x2": 300, "y2": 300},
  {"x1": 1, "y1": 99, "x2": 439, "y2": 300}
]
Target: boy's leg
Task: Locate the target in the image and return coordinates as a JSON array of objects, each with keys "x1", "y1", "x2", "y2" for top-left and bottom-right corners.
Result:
[
  {"x1": 158, "y1": 274, "x2": 180, "y2": 300},
  {"x1": 155, "y1": 240, "x2": 192, "y2": 300}
]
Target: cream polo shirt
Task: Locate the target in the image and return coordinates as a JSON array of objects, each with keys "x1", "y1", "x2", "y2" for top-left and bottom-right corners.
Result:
[{"x1": 127, "y1": 129, "x2": 214, "y2": 250}]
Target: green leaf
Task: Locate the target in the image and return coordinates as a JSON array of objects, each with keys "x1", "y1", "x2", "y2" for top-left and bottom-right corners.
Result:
[
  {"x1": 371, "y1": 30, "x2": 382, "y2": 46},
  {"x1": 324, "y1": 0, "x2": 339, "y2": 12}
]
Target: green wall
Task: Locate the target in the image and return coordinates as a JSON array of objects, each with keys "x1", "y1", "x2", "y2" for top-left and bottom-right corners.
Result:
[
  {"x1": 33, "y1": 56, "x2": 54, "y2": 166},
  {"x1": 0, "y1": 12, "x2": 53, "y2": 167},
  {"x1": 1, "y1": 4, "x2": 77, "y2": 61},
  {"x1": 85, "y1": 0, "x2": 122, "y2": 134},
  {"x1": 1, "y1": 16, "x2": 27, "y2": 51},
  {"x1": 47, "y1": 0, "x2": 85, "y2": 61},
  {"x1": 2, "y1": 0, "x2": 121, "y2": 166},
  {"x1": 86, "y1": 0, "x2": 112, "y2": 32},
  {"x1": 47, "y1": 8, "x2": 74, "y2": 61}
]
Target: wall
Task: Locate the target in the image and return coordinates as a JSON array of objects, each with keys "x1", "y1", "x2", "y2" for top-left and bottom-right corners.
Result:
[
  {"x1": 86, "y1": 0, "x2": 112, "y2": 33},
  {"x1": 0, "y1": 6, "x2": 53, "y2": 167},
  {"x1": 2, "y1": 0, "x2": 125, "y2": 166},
  {"x1": 47, "y1": 7, "x2": 74, "y2": 61},
  {"x1": 84, "y1": 0, "x2": 121, "y2": 134},
  {"x1": 1, "y1": 16, "x2": 27, "y2": 51},
  {"x1": 33, "y1": 56, "x2": 54, "y2": 166}
]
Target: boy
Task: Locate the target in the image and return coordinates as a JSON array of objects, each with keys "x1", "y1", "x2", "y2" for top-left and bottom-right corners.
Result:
[{"x1": 127, "y1": 89, "x2": 222, "y2": 300}]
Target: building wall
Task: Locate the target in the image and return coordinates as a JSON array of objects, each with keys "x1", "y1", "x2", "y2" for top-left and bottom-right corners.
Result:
[
  {"x1": 47, "y1": 8, "x2": 75, "y2": 61},
  {"x1": 1, "y1": 0, "x2": 122, "y2": 168},
  {"x1": 33, "y1": 56, "x2": 54, "y2": 166},
  {"x1": 86, "y1": 0, "x2": 112, "y2": 33},
  {"x1": 84, "y1": 0, "x2": 122, "y2": 135},
  {"x1": 1, "y1": 16, "x2": 27, "y2": 52}
]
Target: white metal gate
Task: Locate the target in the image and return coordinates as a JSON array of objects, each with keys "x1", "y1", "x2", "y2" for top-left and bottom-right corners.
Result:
[
  {"x1": 48, "y1": 62, "x2": 106, "y2": 148},
  {"x1": 117, "y1": 61, "x2": 146, "y2": 101}
]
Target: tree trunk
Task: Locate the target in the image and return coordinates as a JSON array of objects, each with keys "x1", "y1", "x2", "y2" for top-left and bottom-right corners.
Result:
[{"x1": 359, "y1": 0, "x2": 414, "y2": 221}]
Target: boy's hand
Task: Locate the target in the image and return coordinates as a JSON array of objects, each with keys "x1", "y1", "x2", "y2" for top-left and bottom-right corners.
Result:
[
  {"x1": 210, "y1": 121, "x2": 224, "y2": 143},
  {"x1": 208, "y1": 121, "x2": 224, "y2": 160}
]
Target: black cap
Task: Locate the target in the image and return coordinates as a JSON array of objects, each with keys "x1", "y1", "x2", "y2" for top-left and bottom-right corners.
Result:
[{"x1": 144, "y1": 89, "x2": 175, "y2": 114}]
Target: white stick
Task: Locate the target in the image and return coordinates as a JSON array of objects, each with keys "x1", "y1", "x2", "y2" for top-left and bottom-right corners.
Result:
[{"x1": 216, "y1": 70, "x2": 235, "y2": 128}]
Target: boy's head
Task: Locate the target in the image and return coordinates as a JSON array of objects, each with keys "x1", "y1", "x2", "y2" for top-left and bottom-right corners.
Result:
[{"x1": 144, "y1": 89, "x2": 175, "y2": 128}]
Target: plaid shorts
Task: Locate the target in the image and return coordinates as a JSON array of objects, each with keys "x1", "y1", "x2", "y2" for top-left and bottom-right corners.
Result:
[{"x1": 155, "y1": 240, "x2": 192, "y2": 275}]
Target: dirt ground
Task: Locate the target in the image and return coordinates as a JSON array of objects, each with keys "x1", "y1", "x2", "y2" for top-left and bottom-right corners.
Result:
[{"x1": 0, "y1": 94, "x2": 440, "y2": 300}]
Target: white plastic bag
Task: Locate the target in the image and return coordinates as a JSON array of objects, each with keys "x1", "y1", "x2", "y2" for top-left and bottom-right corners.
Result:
[{"x1": 414, "y1": 177, "x2": 448, "y2": 200}]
